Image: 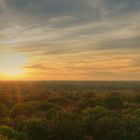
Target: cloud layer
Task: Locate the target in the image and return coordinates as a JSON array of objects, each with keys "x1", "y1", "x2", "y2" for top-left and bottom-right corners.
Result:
[{"x1": 0, "y1": 0, "x2": 140, "y2": 80}]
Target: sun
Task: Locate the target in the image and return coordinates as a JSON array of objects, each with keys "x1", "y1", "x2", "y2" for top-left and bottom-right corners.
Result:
[{"x1": 0, "y1": 52, "x2": 28, "y2": 79}]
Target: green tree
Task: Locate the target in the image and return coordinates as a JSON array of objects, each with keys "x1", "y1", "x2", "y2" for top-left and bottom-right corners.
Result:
[
  {"x1": 24, "y1": 118, "x2": 48, "y2": 140},
  {"x1": 0, "y1": 102, "x2": 8, "y2": 118},
  {"x1": 52, "y1": 112, "x2": 84, "y2": 140},
  {"x1": 0, "y1": 125, "x2": 27, "y2": 140},
  {"x1": 102, "y1": 94, "x2": 123, "y2": 109},
  {"x1": 82, "y1": 106, "x2": 118, "y2": 138}
]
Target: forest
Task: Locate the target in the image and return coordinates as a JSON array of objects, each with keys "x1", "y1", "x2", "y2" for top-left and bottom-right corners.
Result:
[{"x1": 0, "y1": 81, "x2": 139, "y2": 140}]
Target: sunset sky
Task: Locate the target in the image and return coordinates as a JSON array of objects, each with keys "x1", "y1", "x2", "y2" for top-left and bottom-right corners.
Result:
[{"x1": 0, "y1": 0, "x2": 140, "y2": 80}]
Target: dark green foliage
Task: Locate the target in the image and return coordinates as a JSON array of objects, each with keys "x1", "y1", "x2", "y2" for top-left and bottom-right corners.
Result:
[
  {"x1": 0, "y1": 102, "x2": 8, "y2": 117},
  {"x1": 102, "y1": 94, "x2": 123, "y2": 109},
  {"x1": 24, "y1": 118, "x2": 48, "y2": 140},
  {"x1": 52, "y1": 112, "x2": 84, "y2": 140},
  {"x1": 0, "y1": 125, "x2": 27, "y2": 140},
  {"x1": 10, "y1": 102, "x2": 37, "y2": 118},
  {"x1": 82, "y1": 106, "x2": 118, "y2": 137},
  {"x1": 0, "y1": 81, "x2": 139, "y2": 140},
  {"x1": 78, "y1": 98, "x2": 96, "y2": 109},
  {"x1": 131, "y1": 95, "x2": 140, "y2": 104}
]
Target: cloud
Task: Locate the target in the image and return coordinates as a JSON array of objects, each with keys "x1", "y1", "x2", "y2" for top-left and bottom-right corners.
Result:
[
  {"x1": 24, "y1": 64, "x2": 46, "y2": 70},
  {"x1": 0, "y1": 0, "x2": 140, "y2": 80}
]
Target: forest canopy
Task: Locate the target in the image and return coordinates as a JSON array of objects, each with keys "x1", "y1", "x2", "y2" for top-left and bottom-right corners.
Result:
[{"x1": 0, "y1": 81, "x2": 139, "y2": 140}]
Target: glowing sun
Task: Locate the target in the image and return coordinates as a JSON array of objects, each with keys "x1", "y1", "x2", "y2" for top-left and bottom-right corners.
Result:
[{"x1": 0, "y1": 52, "x2": 28, "y2": 78}]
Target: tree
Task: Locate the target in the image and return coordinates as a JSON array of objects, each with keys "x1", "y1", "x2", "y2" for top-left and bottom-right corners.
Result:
[
  {"x1": 0, "y1": 125, "x2": 27, "y2": 140},
  {"x1": 82, "y1": 106, "x2": 117, "y2": 138},
  {"x1": 24, "y1": 118, "x2": 48, "y2": 140},
  {"x1": 102, "y1": 94, "x2": 123, "y2": 109},
  {"x1": 52, "y1": 112, "x2": 84, "y2": 140},
  {"x1": 0, "y1": 102, "x2": 8, "y2": 118}
]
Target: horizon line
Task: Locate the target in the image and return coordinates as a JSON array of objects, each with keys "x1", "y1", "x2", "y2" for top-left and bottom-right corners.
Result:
[{"x1": 0, "y1": 80, "x2": 140, "y2": 82}]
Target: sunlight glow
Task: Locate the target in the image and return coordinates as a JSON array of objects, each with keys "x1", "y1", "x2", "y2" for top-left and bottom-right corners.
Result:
[{"x1": 0, "y1": 52, "x2": 28, "y2": 78}]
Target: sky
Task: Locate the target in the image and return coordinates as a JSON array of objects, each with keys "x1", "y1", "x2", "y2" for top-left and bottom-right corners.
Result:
[{"x1": 0, "y1": 0, "x2": 140, "y2": 80}]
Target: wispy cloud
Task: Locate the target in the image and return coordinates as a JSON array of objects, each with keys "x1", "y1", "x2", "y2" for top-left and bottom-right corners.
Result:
[{"x1": 0, "y1": 0, "x2": 140, "y2": 80}]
